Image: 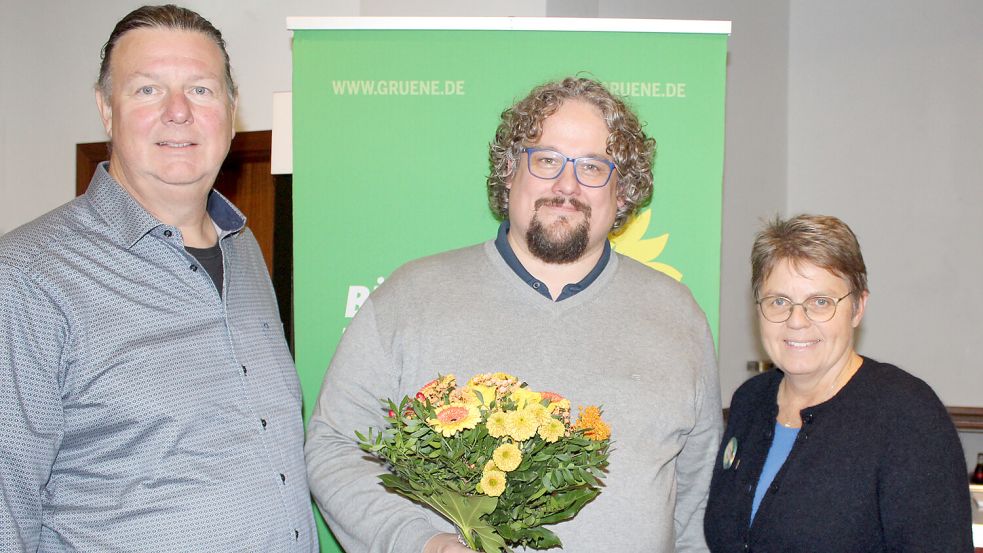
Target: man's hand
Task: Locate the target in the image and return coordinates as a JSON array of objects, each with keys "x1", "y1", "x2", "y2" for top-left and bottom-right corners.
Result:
[{"x1": 423, "y1": 532, "x2": 478, "y2": 553}]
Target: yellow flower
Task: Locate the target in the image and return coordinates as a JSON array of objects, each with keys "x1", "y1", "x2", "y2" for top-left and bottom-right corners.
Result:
[
  {"x1": 541, "y1": 391, "x2": 571, "y2": 424},
  {"x1": 479, "y1": 469, "x2": 507, "y2": 497},
  {"x1": 489, "y1": 371, "x2": 517, "y2": 384},
  {"x1": 538, "y1": 417, "x2": 566, "y2": 443},
  {"x1": 524, "y1": 402, "x2": 551, "y2": 425},
  {"x1": 468, "y1": 372, "x2": 519, "y2": 398},
  {"x1": 573, "y1": 405, "x2": 611, "y2": 441},
  {"x1": 492, "y1": 442, "x2": 522, "y2": 472},
  {"x1": 426, "y1": 403, "x2": 481, "y2": 437},
  {"x1": 505, "y1": 408, "x2": 539, "y2": 442},
  {"x1": 483, "y1": 460, "x2": 497, "y2": 473},
  {"x1": 466, "y1": 384, "x2": 497, "y2": 407},
  {"x1": 509, "y1": 387, "x2": 542, "y2": 409},
  {"x1": 486, "y1": 410, "x2": 509, "y2": 438}
]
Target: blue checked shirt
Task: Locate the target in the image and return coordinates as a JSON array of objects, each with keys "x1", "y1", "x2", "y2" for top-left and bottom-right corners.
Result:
[{"x1": 0, "y1": 164, "x2": 317, "y2": 552}]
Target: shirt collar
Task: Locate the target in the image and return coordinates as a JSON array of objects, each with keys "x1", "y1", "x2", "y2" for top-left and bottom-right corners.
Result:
[
  {"x1": 86, "y1": 161, "x2": 245, "y2": 249},
  {"x1": 493, "y1": 220, "x2": 611, "y2": 301}
]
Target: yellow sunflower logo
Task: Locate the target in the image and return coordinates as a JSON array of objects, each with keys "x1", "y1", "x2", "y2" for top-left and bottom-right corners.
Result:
[{"x1": 609, "y1": 209, "x2": 682, "y2": 281}]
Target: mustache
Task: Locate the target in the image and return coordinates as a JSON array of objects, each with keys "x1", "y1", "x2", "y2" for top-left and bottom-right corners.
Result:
[{"x1": 533, "y1": 197, "x2": 592, "y2": 217}]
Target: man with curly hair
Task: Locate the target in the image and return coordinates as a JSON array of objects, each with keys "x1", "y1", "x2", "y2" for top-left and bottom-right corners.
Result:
[{"x1": 307, "y1": 77, "x2": 721, "y2": 553}]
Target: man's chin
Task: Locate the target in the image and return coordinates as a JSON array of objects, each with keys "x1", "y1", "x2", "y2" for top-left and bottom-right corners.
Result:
[{"x1": 526, "y1": 220, "x2": 589, "y2": 264}]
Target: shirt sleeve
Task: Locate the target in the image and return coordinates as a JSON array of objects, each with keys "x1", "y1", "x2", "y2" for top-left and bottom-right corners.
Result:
[
  {"x1": 0, "y1": 263, "x2": 67, "y2": 552},
  {"x1": 673, "y1": 322, "x2": 723, "y2": 553},
  {"x1": 878, "y1": 380, "x2": 974, "y2": 552},
  {"x1": 304, "y1": 296, "x2": 446, "y2": 553}
]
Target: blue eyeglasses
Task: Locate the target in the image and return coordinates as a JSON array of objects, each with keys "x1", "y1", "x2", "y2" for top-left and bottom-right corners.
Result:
[{"x1": 521, "y1": 147, "x2": 617, "y2": 188}]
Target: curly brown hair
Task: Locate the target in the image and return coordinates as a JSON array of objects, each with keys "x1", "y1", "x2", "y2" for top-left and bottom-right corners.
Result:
[{"x1": 487, "y1": 77, "x2": 656, "y2": 231}]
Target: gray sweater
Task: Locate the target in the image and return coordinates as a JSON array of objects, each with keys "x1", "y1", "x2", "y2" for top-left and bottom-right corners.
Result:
[{"x1": 305, "y1": 240, "x2": 722, "y2": 552}]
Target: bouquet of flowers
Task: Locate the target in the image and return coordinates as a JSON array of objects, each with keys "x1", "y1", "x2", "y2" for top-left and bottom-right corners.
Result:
[{"x1": 357, "y1": 372, "x2": 611, "y2": 552}]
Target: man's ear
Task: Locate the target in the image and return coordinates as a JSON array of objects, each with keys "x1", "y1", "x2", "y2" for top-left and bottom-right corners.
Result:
[{"x1": 95, "y1": 89, "x2": 113, "y2": 138}]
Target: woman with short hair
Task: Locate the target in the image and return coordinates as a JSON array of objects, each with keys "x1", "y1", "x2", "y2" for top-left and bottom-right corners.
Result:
[{"x1": 704, "y1": 214, "x2": 972, "y2": 552}]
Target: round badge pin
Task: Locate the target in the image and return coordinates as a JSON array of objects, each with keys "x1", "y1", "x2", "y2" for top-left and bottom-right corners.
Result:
[{"x1": 722, "y1": 437, "x2": 738, "y2": 469}]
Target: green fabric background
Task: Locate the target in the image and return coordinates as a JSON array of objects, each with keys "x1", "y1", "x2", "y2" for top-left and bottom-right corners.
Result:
[{"x1": 292, "y1": 27, "x2": 728, "y2": 552}]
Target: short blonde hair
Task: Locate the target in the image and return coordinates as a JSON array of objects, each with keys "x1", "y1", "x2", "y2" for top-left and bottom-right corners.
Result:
[{"x1": 751, "y1": 214, "x2": 868, "y2": 301}]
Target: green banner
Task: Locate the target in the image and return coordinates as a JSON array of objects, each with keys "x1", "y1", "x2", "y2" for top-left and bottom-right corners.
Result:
[{"x1": 292, "y1": 23, "x2": 728, "y2": 552}]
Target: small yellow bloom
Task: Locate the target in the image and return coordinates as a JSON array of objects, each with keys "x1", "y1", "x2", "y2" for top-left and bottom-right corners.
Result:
[
  {"x1": 479, "y1": 469, "x2": 507, "y2": 497},
  {"x1": 426, "y1": 402, "x2": 481, "y2": 437},
  {"x1": 524, "y1": 402, "x2": 551, "y2": 425},
  {"x1": 505, "y1": 408, "x2": 539, "y2": 442},
  {"x1": 483, "y1": 460, "x2": 497, "y2": 473},
  {"x1": 492, "y1": 442, "x2": 522, "y2": 472},
  {"x1": 509, "y1": 387, "x2": 542, "y2": 410},
  {"x1": 573, "y1": 405, "x2": 611, "y2": 441},
  {"x1": 466, "y1": 384, "x2": 497, "y2": 407},
  {"x1": 538, "y1": 417, "x2": 566, "y2": 443},
  {"x1": 486, "y1": 411, "x2": 509, "y2": 438}
]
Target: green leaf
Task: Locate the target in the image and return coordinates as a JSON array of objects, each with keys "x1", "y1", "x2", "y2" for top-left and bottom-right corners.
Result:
[
  {"x1": 427, "y1": 488, "x2": 504, "y2": 552},
  {"x1": 539, "y1": 487, "x2": 599, "y2": 524},
  {"x1": 514, "y1": 526, "x2": 562, "y2": 549}
]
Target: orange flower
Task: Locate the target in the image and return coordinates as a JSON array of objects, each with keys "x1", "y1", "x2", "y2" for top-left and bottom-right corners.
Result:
[{"x1": 573, "y1": 405, "x2": 611, "y2": 441}]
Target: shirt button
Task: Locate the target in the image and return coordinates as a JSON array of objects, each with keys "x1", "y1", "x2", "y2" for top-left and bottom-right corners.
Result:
[
  {"x1": 532, "y1": 282, "x2": 541, "y2": 289},
  {"x1": 279, "y1": 473, "x2": 286, "y2": 483},
  {"x1": 260, "y1": 418, "x2": 267, "y2": 428},
  {"x1": 190, "y1": 264, "x2": 198, "y2": 272},
  {"x1": 163, "y1": 229, "x2": 172, "y2": 237}
]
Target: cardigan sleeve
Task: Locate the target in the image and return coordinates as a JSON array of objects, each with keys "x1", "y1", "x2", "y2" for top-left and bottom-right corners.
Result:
[{"x1": 877, "y1": 378, "x2": 974, "y2": 552}]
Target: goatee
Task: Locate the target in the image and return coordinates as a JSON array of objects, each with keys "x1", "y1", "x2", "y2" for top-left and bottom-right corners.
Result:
[{"x1": 525, "y1": 197, "x2": 591, "y2": 264}]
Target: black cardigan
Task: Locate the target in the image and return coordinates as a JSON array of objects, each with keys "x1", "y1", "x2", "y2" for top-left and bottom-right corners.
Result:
[{"x1": 704, "y1": 357, "x2": 973, "y2": 552}]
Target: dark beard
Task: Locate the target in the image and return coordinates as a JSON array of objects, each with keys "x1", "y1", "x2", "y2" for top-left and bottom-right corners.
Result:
[{"x1": 525, "y1": 197, "x2": 592, "y2": 264}]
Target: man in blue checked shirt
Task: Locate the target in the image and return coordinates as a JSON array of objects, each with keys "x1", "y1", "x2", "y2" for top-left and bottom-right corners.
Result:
[{"x1": 0, "y1": 5, "x2": 317, "y2": 551}]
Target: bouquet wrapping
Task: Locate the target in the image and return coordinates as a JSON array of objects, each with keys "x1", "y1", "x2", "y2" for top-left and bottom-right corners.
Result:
[{"x1": 357, "y1": 372, "x2": 611, "y2": 552}]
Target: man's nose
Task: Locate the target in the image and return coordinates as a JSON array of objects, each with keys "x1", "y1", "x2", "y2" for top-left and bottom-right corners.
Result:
[
  {"x1": 551, "y1": 160, "x2": 580, "y2": 195},
  {"x1": 162, "y1": 91, "x2": 192, "y2": 124}
]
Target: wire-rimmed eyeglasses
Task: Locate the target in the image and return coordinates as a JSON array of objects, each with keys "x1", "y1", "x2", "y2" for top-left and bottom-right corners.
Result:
[
  {"x1": 756, "y1": 292, "x2": 854, "y2": 323},
  {"x1": 521, "y1": 147, "x2": 616, "y2": 188}
]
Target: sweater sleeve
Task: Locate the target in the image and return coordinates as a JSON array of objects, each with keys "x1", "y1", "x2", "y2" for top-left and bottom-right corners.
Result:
[
  {"x1": 0, "y1": 263, "x2": 66, "y2": 553},
  {"x1": 878, "y1": 379, "x2": 974, "y2": 552},
  {"x1": 304, "y1": 297, "x2": 446, "y2": 553},
  {"x1": 673, "y1": 322, "x2": 724, "y2": 553}
]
